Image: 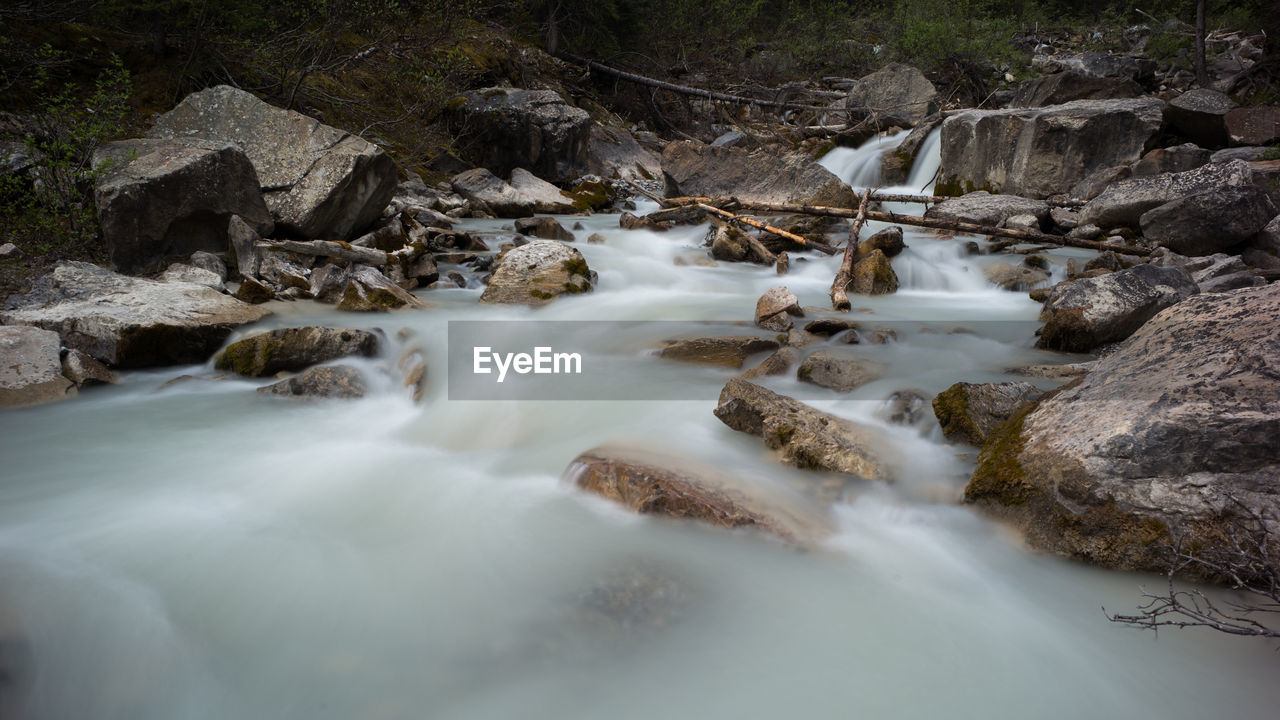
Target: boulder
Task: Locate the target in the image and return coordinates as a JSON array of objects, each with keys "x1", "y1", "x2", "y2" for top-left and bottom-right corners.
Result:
[
  {"x1": 1079, "y1": 159, "x2": 1254, "y2": 229},
  {"x1": 0, "y1": 326, "x2": 75, "y2": 409},
  {"x1": 965, "y1": 283, "x2": 1280, "y2": 576},
  {"x1": 234, "y1": 277, "x2": 275, "y2": 304},
  {"x1": 796, "y1": 349, "x2": 884, "y2": 392},
  {"x1": 661, "y1": 142, "x2": 856, "y2": 207},
  {"x1": 227, "y1": 215, "x2": 264, "y2": 280},
  {"x1": 567, "y1": 445, "x2": 834, "y2": 546},
  {"x1": 878, "y1": 389, "x2": 930, "y2": 427},
  {"x1": 586, "y1": 125, "x2": 662, "y2": 181},
  {"x1": 848, "y1": 249, "x2": 898, "y2": 295},
  {"x1": 1164, "y1": 88, "x2": 1236, "y2": 148},
  {"x1": 507, "y1": 168, "x2": 577, "y2": 213},
  {"x1": 1210, "y1": 146, "x2": 1271, "y2": 163},
  {"x1": 937, "y1": 99, "x2": 1164, "y2": 199},
  {"x1": 843, "y1": 63, "x2": 939, "y2": 127},
  {"x1": 1130, "y1": 143, "x2": 1211, "y2": 177},
  {"x1": 1, "y1": 262, "x2": 270, "y2": 367},
  {"x1": 1048, "y1": 51, "x2": 1151, "y2": 81},
  {"x1": 754, "y1": 286, "x2": 802, "y2": 332},
  {"x1": 161, "y1": 263, "x2": 225, "y2": 291},
  {"x1": 479, "y1": 240, "x2": 595, "y2": 305},
  {"x1": 984, "y1": 262, "x2": 1051, "y2": 291},
  {"x1": 1139, "y1": 185, "x2": 1277, "y2": 256},
  {"x1": 1036, "y1": 264, "x2": 1199, "y2": 352},
  {"x1": 514, "y1": 216, "x2": 575, "y2": 242},
  {"x1": 880, "y1": 113, "x2": 943, "y2": 184},
  {"x1": 92, "y1": 138, "x2": 272, "y2": 273},
  {"x1": 60, "y1": 348, "x2": 115, "y2": 387},
  {"x1": 932, "y1": 381, "x2": 1041, "y2": 445},
  {"x1": 188, "y1": 251, "x2": 227, "y2": 280},
  {"x1": 450, "y1": 87, "x2": 591, "y2": 183},
  {"x1": 258, "y1": 364, "x2": 368, "y2": 400},
  {"x1": 149, "y1": 85, "x2": 396, "y2": 240},
  {"x1": 658, "y1": 336, "x2": 780, "y2": 368},
  {"x1": 924, "y1": 191, "x2": 1050, "y2": 227},
  {"x1": 619, "y1": 212, "x2": 671, "y2": 232},
  {"x1": 1069, "y1": 164, "x2": 1131, "y2": 201},
  {"x1": 1010, "y1": 71, "x2": 1142, "y2": 108},
  {"x1": 858, "y1": 226, "x2": 906, "y2": 259},
  {"x1": 709, "y1": 226, "x2": 756, "y2": 263},
  {"x1": 739, "y1": 346, "x2": 801, "y2": 379},
  {"x1": 1224, "y1": 106, "x2": 1280, "y2": 146},
  {"x1": 213, "y1": 326, "x2": 380, "y2": 377},
  {"x1": 714, "y1": 378, "x2": 890, "y2": 481},
  {"x1": 451, "y1": 168, "x2": 536, "y2": 218},
  {"x1": 336, "y1": 267, "x2": 426, "y2": 312}
]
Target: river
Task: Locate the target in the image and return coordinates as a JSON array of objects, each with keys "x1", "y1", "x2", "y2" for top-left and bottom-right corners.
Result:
[{"x1": 0, "y1": 132, "x2": 1276, "y2": 720}]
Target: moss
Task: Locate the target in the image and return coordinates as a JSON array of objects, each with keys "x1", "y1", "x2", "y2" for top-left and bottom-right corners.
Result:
[
  {"x1": 1023, "y1": 254, "x2": 1048, "y2": 270},
  {"x1": 964, "y1": 399, "x2": 1040, "y2": 506},
  {"x1": 1035, "y1": 306, "x2": 1096, "y2": 353},
  {"x1": 934, "y1": 177, "x2": 995, "y2": 197},
  {"x1": 570, "y1": 179, "x2": 615, "y2": 212},
  {"x1": 932, "y1": 383, "x2": 981, "y2": 445},
  {"x1": 562, "y1": 257, "x2": 590, "y2": 278},
  {"x1": 529, "y1": 288, "x2": 555, "y2": 300}
]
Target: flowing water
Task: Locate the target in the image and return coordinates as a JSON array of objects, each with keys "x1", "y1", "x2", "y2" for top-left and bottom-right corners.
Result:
[{"x1": 1, "y1": 133, "x2": 1277, "y2": 720}]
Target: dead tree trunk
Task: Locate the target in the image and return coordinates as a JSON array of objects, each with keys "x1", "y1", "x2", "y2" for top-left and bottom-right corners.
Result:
[
  {"x1": 830, "y1": 188, "x2": 872, "y2": 312},
  {"x1": 1195, "y1": 0, "x2": 1210, "y2": 88},
  {"x1": 696, "y1": 204, "x2": 837, "y2": 255}
]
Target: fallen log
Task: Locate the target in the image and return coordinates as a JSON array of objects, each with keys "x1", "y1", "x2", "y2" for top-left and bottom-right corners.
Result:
[
  {"x1": 267, "y1": 239, "x2": 390, "y2": 265},
  {"x1": 696, "y1": 203, "x2": 837, "y2": 256},
  {"x1": 831, "y1": 188, "x2": 872, "y2": 311},
  {"x1": 681, "y1": 200, "x2": 1150, "y2": 255}
]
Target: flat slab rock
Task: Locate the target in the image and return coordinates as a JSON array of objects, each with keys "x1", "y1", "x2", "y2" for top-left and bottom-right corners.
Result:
[
  {"x1": 259, "y1": 365, "x2": 368, "y2": 399},
  {"x1": 658, "y1": 336, "x2": 780, "y2": 368},
  {"x1": 714, "y1": 377, "x2": 890, "y2": 481},
  {"x1": 1, "y1": 262, "x2": 271, "y2": 368},
  {"x1": 214, "y1": 326, "x2": 381, "y2": 377},
  {"x1": 0, "y1": 325, "x2": 75, "y2": 409},
  {"x1": 567, "y1": 445, "x2": 834, "y2": 547},
  {"x1": 966, "y1": 282, "x2": 1280, "y2": 577}
]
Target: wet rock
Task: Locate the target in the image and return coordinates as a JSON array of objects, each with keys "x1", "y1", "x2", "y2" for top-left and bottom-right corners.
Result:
[
  {"x1": 932, "y1": 381, "x2": 1041, "y2": 445},
  {"x1": 848, "y1": 249, "x2": 898, "y2": 295},
  {"x1": 514, "y1": 216, "x2": 575, "y2": 242},
  {"x1": 775, "y1": 251, "x2": 790, "y2": 275},
  {"x1": 1036, "y1": 264, "x2": 1198, "y2": 352},
  {"x1": 619, "y1": 212, "x2": 671, "y2": 232},
  {"x1": 661, "y1": 142, "x2": 856, "y2": 207},
  {"x1": 587, "y1": 232, "x2": 607, "y2": 244},
  {"x1": 451, "y1": 168, "x2": 541, "y2": 218},
  {"x1": 938, "y1": 99, "x2": 1164, "y2": 199},
  {"x1": 739, "y1": 346, "x2": 801, "y2": 379},
  {"x1": 796, "y1": 349, "x2": 884, "y2": 392},
  {"x1": 1130, "y1": 143, "x2": 1211, "y2": 177},
  {"x1": 450, "y1": 88, "x2": 590, "y2": 184},
  {"x1": 1164, "y1": 88, "x2": 1236, "y2": 148},
  {"x1": 92, "y1": 138, "x2": 272, "y2": 273},
  {"x1": 1002, "y1": 214, "x2": 1041, "y2": 232},
  {"x1": 234, "y1": 277, "x2": 275, "y2": 304},
  {"x1": 258, "y1": 364, "x2": 368, "y2": 400},
  {"x1": 858, "y1": 226, "x2": 905, "y2": 259},
  {"x1": 880, "y1": 113, "x2": 944, "y2": 184},
  {"x1": 1, "y1": 262, "x2": 270, "y2": 368},
  {"x1": 213, "y1": 325, "x2": 380, "y2": 377},
  {"x1": 965, "y1": 283, "x2": 1280, "y2": 577},
  {"x1": 1050, "y1": 207, "x2": 1079, "y2": 231},
  {"x1": 567, "y1": 445, "x2": 834, "y2": 546},
  {"x1": 1138, "y1": 185, "x2": 1276, "y2": 256},
  {"x1": 336, "y1": 268, "x2": 426, "y2": 312},
  {"x1": 924, "y1": 192, "x2": 1050, "y2": 227},
  {"x1": 60, "y1": 348, "x2": 116, "y2": 387},
  {"x1": 1007, "y1": 361, "x2": 1094, "y2": 379},
  {"x1": 754, "y1": 286, "x2": 802, "y2": 332},
  {"x1": 398, "y1": 348, "x2": 428, "y2": 403},
  {"x1": 0, "y1": 326, "x2": 75, "y2": 409},
  {"x1": 150, "y1": 85, "x2": 396, "y2": 240},
  {"x1": 1224, "y1": 106, "x2": 1280, "y2": 147},
  {"x1": 714, "y1": 378, "x2": 890, "y2": 481},
  {"x1": 843, "y1": 63, "x2": 939, "y2": 127},
  {"x1": 877, "y1": 389, "x2": 930, "y2": 427},
  {"x1": 710, "y1": 226, "x2": 751, "y2": 262},
  {"x1": 658, "y1": 336, "x2": 780, "y2": 368},
  {"x1": 803, "y1": 318, "x2": 862, "y2": 337},
  {"x1": 1080, "y1": 159, "x2": 1254, "y2": 229},
  {"x1": 984, "y1": 262, "x2": 1050, "y2": 291},
  {"x1": 479, "y1": 240, "x2": 595, "y2": 305},
  {"x1": 508, "y1": 168, "x2": 577, "y2": 213}
]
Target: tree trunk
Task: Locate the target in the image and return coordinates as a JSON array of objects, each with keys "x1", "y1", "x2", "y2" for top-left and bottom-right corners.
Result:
[
  {"x1": 830, "y1": 188, "x2": 872, "y2": 312},
  {"x1": 696, "y1": 204, "x2": 836, "y2": 256},
  {"x1": 1195, "y1": 0, "x2": 1209, "y2": 88}
]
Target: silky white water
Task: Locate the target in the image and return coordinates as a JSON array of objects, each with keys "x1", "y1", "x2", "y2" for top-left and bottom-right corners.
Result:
[{"x1": 1, "y1": 135, "x2": 1277, "y2": 720}]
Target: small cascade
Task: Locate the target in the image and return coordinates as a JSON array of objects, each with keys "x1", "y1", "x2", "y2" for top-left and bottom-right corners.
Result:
[
  {"x1": 817, "y1": 130, "x2": 910, "y2": 189},
  {"x1": 902, "y1": 127, "x2": 942, "y2": 194}
]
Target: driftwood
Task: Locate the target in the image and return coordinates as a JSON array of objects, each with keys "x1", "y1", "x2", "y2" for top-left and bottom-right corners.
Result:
[
  {"x1": 696, "y1": 203, "x2": 837, "y2": 256},
  {"x1": 682, "y1": 199, "x2": 1151, "y2": 255},
  {"x1": 268, "y1": 239, "x2": 389, "y2": 265},
  {"x1": 830, "y1": 188, "x2": 872, "y2": 312}
]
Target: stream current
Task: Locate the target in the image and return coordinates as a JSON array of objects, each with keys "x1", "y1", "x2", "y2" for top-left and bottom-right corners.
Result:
[{"x1": 0, "y1": 132, "x2": 1277, "y2": 720}]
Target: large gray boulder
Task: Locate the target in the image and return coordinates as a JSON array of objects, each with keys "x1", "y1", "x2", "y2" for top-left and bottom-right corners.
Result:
[
  {"x1": 1036, "y1": 264, "x2": 1199, "y2": 352},
  {"x1": 567, "y1": 445, "x2": 834, "y2": 546},
  {"x1": 1225, "y1": 106, "x2": 1280, "y2": 146},
  {"x1": 937, "y1": 98, "x2": 1164, "y2": 199},
  {"x1": 213, "y1": 326, "x2": 380, "y2": 377},
  {"x1": 965, "y1": 283, "x2": 1280, "y2": 577},
  {"x1": 662, "y1": 142, "x2": 856, "y2": 207},
  {"x1": 1164, "y1": 88, "x2": 1236, "y2": 148},
  {"x1": 450, "y1": 168, "x2": 575, "y2": 217},
  {"x1": 714, "y1": 378, "x2": 890, "y2": 481},
  {"x1": 1129, "y1": 143, "x2": 1211, "y2": 177},
  {"x1": 0, "y1": 326, "x2": 75, "y2": 409},
  {"x1": 586, "y1": 125, "x2": 662, "y2": 181},
  {"x1": 1079, "y1": 159, "x2": 1254, "y2": 229},
  {"x1": 924, "y1": 191, "x2": 1049, "y2": 227},
  {"x1": 1, "y1": 262, "x2": 270, "y2": 367},
  {"x1": 92, "y1": 139, "x2": 272, "y2": 274},
  {"x1": 259, "y1": 364, "x2": 368, "y2": 400},
  {"x1": 843, "y1": 63, "x2": 939, "y2": 127},
  {"x1": 479, "y1": 240, "x2": 595, "y2": 305},
  {"x1": 1010, "y1": 71, "x2": 1142, "y2": 108},
  {"x1": 451, "y1": 87, "x2": 591, "y2": 184},
  {"x1": 149, "y1": 85, "x2": 397, "y2": 241},
  {"x1": 1139, "y1": 185, "x2": 1277, "y2": 256}
]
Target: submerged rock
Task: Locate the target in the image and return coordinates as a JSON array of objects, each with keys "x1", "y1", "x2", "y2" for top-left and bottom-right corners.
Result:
[
  {"x1": 965, "y1": 283, "x2": 1280, "y2": 577},
  {"x1": 754, "y1": 286, "x2": 803, "y2": 332},
  {"x1": 214, "y1": 326, "x2": 380, "y2": 377},
  {"x1": 658, "y1": 336, "x2": 780, "y2": 368},
  {"x1": 714, "y1": 378, "x2": 890, "y2": 481},
  {"x1": 848, "y1": 249, "x2": 898, "y2": 295},
  {"x1": 1, "y1": 262, "x2": 270, "y2": 368},
  {"x1": 258, "y1": 364, "x2": 368, "y2": 399},
  {"x1": 796, "y1": 349, "x2": 884, "y2": 392},
  {"x1": 479, "y1": 240, "x2": 595, "y2": 305},
  {"x1": 932, "y1": 381, "x2": 1041, "y2": 445},
  {"x1": 1036, "y1": 264, "x2": 1198, "y2": 352},
  {"x1": 567, "y1": 445, "x2": 834, "y2": 546},
  {"x1": 514, "y1": 216, "x2": 576, "y2": 242},
  {"x1": 0, "y1": 326, "x2": 75, "y2": 409}
]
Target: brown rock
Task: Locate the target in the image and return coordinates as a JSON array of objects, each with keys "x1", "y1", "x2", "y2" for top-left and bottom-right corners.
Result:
[
  {"x1": 658, "y1": 336, "x2": 780, "y2": 368},
  {"x1": 932, "y1": 381, "x2": 1041, "y2": 445},
  {"x1": 754, "y1": 286, "x2": 803, "y2": 332}
]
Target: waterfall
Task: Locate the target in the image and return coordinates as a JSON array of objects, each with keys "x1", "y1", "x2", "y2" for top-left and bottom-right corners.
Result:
[{"x1": 816, "y1": 130, "x2": 910, "y2": 189}]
